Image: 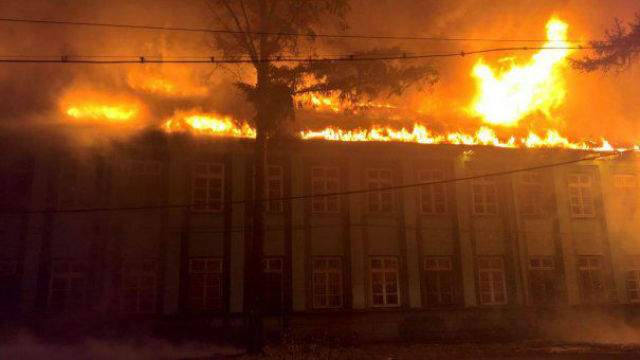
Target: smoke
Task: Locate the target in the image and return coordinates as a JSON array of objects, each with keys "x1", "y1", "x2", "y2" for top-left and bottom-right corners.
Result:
[{"x1": 0, "y1": 0, "x2": 639, "y2": 144}]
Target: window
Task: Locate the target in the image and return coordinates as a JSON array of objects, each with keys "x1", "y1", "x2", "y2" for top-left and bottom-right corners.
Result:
[
  {"x1": 312, "y1": 257, "x2": 343, "y2": 309},
  {"x1": 192, "y1": 162, "x2": 225, "y2": 212},
  {"x1": 121, "y1": 259, "x2": 158, "y2": 314},
  {"x1": 519, "y1": 172, "x2": 544, "y2": 215},
  {"x1": 529, "y1": 256, "x2": 558, "y2": 305},
  {"x1": 266, "y1": 166, "x2": 284, "y2": 213},
  {"x1": 128, "y1": 160, "x2": 162, "y2": 205},
  {"x1": 189, "y1": 258, "x2": 223, "y2": 311},
  {"x1": 129, "y1": 160, "x2": 161, "y2": 176},
  {"x1": 0, "y1": 259, "x2": 19, "y2": 310},
  {"x1": 311, "y1": 167, "x2": 340, "y2": 213},
  {"x1": 367, "y1": 169, "x2": 393, "y2": 212},
  {"x1": 424, "y1": 257, "x2": 454, "y2": 307},
  {"x1": 578, "y1": 256, "x2": 605, "y2": 303},
  {"x1": 477, "y1": 257, "x2": 507, "y2": 305},
  {"x1": 370, "y1": 257, "x2": 400, "y2": 307},
  {"x1": 0, "y1": 259, "x2": 17, "y2": 276},
  {"x1": 48, "y1": 259, "x2": 86, "y2": 312},
  {"x1": 262, "y1": 257, "x2": 284, "y2": 312},
  {"x1": 568, "y1": 173, "x2": 595, "y2": 217},
  {"x1": 418, "y1": 170, "x2": 446, "y2": 214},
  {"x1": 614, "y1": 174, "x2": 637, "y2": 188},
  {"x1": 626, "y1": 256, "x2": 640, "y2": 303},
  {"x1": 472, "y1": 177, "x2": 498, "y2": 215}
]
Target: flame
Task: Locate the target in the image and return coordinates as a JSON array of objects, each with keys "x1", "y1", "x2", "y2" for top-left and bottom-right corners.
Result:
[
  {"x1": 61, "y1": 90, "x2": 141, "y2": 122},
  {"x1": 162, "y1": 110, "x2": 256, "y2": 138},
  {"x1": 470, "y1": 17, "x2": 571, "y2": 126}
]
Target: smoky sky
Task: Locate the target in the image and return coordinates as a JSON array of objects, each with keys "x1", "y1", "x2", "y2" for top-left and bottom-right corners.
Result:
[{"x1": 0, "y1": 0, "x2": 639, "y2": 143}]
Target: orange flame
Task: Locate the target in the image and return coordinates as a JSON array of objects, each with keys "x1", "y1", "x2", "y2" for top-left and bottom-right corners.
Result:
[
  {"x1": 61, "y1": 90, "x2": 141, "y2": 122},
  {"x1": 162, "y1": 110, "x2": 256, "y2": 138},
  {"x1": 470, "y1": 17, "x2": 571, "y2": 126}
]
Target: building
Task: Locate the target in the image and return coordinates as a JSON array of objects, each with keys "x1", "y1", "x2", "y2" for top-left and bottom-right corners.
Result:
[{"x1": 2, "y1": 131, "x2": 640, "y2": 338}]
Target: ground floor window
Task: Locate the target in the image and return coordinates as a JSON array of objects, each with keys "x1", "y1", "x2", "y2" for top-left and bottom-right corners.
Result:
[
  {"x1": 529, "y1": 256, "x2": 559, "y2": 305},
  {"x1": 478, "y1": 257, "x2": 507, "y2": 305},
  {"x1": 189, "y1": 258, "x2": 223, "y2": 311},
  {"x1": 48, "y1": 258, "x2": 86, "y2": 312},
  {"x1": 121, "y1": 258, "x2": 158, "y2": 314},
  {"x1": 262, "y1": 257, "x2": 284, "y2": 313},
  {"x1": 626, "y1": 256, "x2": 640, "y2": 303},
  {"x1": 0, "y1": 259, "x2": 19, "y2": 310},
  {"x1": 578, "y1": 255, "x2": 605, "y2": 303},
  {"x1": 312, "y1": 257, "x2": 343, "y2": 309},
  {"x1": 370, "y1": 256, "x2": 400, "y2": 307},
  {"x1": 424, "y1": 256, "x2": 454, "y2": 307}
]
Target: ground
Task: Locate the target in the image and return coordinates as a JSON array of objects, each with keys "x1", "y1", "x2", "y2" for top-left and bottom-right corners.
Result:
[{"x1": 3, "y1": 333, "x2": 640, "y2": 359}]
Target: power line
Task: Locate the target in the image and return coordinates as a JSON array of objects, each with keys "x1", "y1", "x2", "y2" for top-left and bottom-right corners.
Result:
[
  {"x1": 0, "y1": 46, "x2": 595, "y2": 65},
  {"x1": 0, "y1": 16, "x2": 591, "y2": 44},
  {"x1": 0, "y1": 152, "x2": 618, "y2": 215}
]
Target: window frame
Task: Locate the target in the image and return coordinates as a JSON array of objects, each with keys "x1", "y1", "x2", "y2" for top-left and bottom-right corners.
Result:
[
  {"x1": 528, "y1": 256, "x2": 558, "y2": 305},
  {"x1": 577, "y1": 255, "x2": 606, "y2": 303},
  {"x1": 312, "y1": 256, "x2": 344, "y2": 309},
  {"x1": 472, "y1": 177, "x2": 499, "y2": 216},
  {"x1": 369, "y1": 256, "x2": 401, "y2": 308},
  {"x1": 188, "y1": 257, "x2": 224, "y2": 312},
  {"x1": 518, "y1": 171, "x2": 544, "y2": 215},
  {"x1": 310, "y1": 166, "x2": 341, "y2": 214},
  {"x1": 191, "y1": 162, "x2": 225, "y2": 213},
  {"x1": 366, "y1": 168, "x2": 394, "y2": 213},
  {"x1": 266, "y1": 165, "x2": 284, "y2": 213},
  {"x1": 568, "y1": 173, "x2": 596, "y2": 218},
  {"x1": 626, "y1": 256, "x2": 640, "y2": 304},
  {"x1": 48, "y1": 258, "x2": 87, "y2": 312},
  {"x1": 262, "y1": 257, "x2": 284, "y2": 312},
  {"x1": 120, "y1": 258, "x2": 159, "y2": 314},
  {"x1": 477, "y1": 256, "x2": 507, "y2": 306},
  {"x1": 418, "y1": 169, "x2": 447, "y2": 215},
  {"x1": 423, "y1": 256, "x2": 455, "y2": 307}
]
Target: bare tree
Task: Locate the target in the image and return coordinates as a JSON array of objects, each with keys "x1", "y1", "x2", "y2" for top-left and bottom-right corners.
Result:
[
  {"x1": 573, "y1": 14, "x2": 640, "y2": 72},
  {"x1": 205, "y1": 0, "x2": 437, "y2": 352}
]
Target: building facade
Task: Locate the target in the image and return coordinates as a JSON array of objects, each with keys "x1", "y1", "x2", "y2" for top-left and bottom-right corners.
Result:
[{"x1": 2, "y1": 132, "x2": 640, "y2": 336}]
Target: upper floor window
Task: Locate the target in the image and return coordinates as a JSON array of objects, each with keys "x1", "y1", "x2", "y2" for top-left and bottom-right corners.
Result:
[
  {"x1": 189, "y1": 258, "x2": 223, "y2": 311},
  {"x1": 418, "y1": 169, "x2": 446, "y2": 214},
  {"x1": 367, "y1": 169, "x2": 393, "y2": 213},
  {"x1": 266, "y1": 165, "x2": 284, "y2": 213},
  {"x1": 519, "y1": 172, "x2": 544, "y2": 215},
  {"x1": 192, "y1": 162, "x2": 225, "y2": 212},
  {"x1": 370, "y1": 256, "x2": 400, "y2": 307},
  {"x1": 48, "y1": 259, "x2": 86, "y2": 312},
  {"x1": 477, "y1": 257, "x2": 507, "y2": 305},
  {"x1": 311, "y1": 167, "x2": 340, "y2": 213},
  {"x1": 472, "y1": 177, "x2": 498, "y2": 215},
  {"x1": 424, "y1": 256, "x2": 454, "y2": 307},
  {"x1": 568, "y1": 173, "x2": 595, "y2": 217},
  {"x1": 312, "y1": 257, "x2": 343, "y2": 309},
  {"x1": 614, "y1": 174, "x2": 638, "y2": 188}
]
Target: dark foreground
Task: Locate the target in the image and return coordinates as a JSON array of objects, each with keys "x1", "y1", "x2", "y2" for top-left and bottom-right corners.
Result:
[{"x1": 3, "y1": 334, "x2": 640, "y2": 360}]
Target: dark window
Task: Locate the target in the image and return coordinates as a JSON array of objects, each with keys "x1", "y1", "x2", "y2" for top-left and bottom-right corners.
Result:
[
  {"x1": 370, "y1": 257, "x2": 400, "y2": 307},
  {"x1": 477, "y1": 257, "x2": 507, "y2": 305},
  {"x1": 262, "y1": 257, "x2": 283, "y2": 313},
  {"x1": 189, "y1": 258, "x2": 223, "y2": 311},
  {"x1": 578, "y1": 256, "x2": 605, "y2": 303},
  {"x1": 424, "y1": 257, "x2": 454, "y2": 307},
  {"x1": 367, "y1": 169, "x2": 393, "y2": 212},
  {"x1": 519, "y1": 172, "x2": 544, "y2": 215},
  {"x1": 472, "y1": 178, "x2": 498, "y2": 215},
  {"x1": 121, "y1": 259, "x2": 158, "y2": 314},
  {"x1": 312, "y1": 257, "x2": 343, "y2": 309},
  {"x1": 192, "y1": 163, "x2": 224, "y2": 212},
  {"x1": 311, "y1": 167, "x2": 340, "y2": 213},
  {"x1": 529, "y1": 256, "x2": 559, "y2": 304},
  {"x1": 48, "y1": 259, "x2": 86, "y2": 312},
  {"x1": 418, "y1": 170, "x2": 446, "y2": 214},
  {"x1": 0, "y1": 259, "x2": 19, "y2": 311}
]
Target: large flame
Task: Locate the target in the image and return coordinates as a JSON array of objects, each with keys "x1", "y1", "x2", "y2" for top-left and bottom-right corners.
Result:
[
  {"x1": 61, "y1": 90, "x2": 141, "y2": 122},
  {"x1": 162, "y1": 110, "x2": 256, "y2": 138},
  {"x1": 470, "y1": 17, "x2": 571, "y2": 126}
]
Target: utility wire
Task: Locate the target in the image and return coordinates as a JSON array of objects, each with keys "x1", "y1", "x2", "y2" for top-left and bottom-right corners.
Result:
[
  {"x1": 0, "y1": 16, "x2": 591, "y2": 43},
  {"x1": 0, "y1": 46, "x2": 595, "y2": 65},
  {"x1": 0, "y1": 152, "x2": 618, "y2": 215}
]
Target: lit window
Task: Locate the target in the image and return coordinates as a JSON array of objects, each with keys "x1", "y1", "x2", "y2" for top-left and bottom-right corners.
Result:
[
  {"x1": 626, "y1": 256, "x2": 640, "y2": 303},
  {"x1": 370, "y1": 257, "x2": 400, "y2": 307},
  {"x1": 312, "y1": 257, "x2": 343, "y2": 309},
  {"x1": 311, "y1": 167, "x2": 340, "y2": 213},
  {"x1": 472, "y1": 177, "x2": 498, "y2": 215},
  {"x1": 477, "y1": 257, "x2": 507, "y2": 305},
  {"x1": 519, "y1": 172, "x2": 544, "y2": 215},
  {"x1": 577, "y1": 255, "x2": 605, "y2": 303},
  {"x1": 262, "y1": 257, "x2": 284, "y2": 312},
  {"x1": 48, "y1": 259, "x2": 86, "y2": 312},
  {"x1": 189, "y1": 258, "x2": 223, "y2": 311},
  {"x1": 529, "y1": 256, "x2": 558, "y2": 305},
  {"x1": 266, "y1": 166, "x2": 284, "y2": 213},
  {"x1": 568, "y1": 173, "x2": 595, "y2": 217},
  {"x1": 418, "y1": 170, "x2": 446, "y2": 214},
  {"x1": 121, "y1": 258, "x2": 158, "y2": 314},
  {"x1": 424, "y1": 256, "x2": 454, "y2": 307},
  {"x1": 367, "y1": 169, "x2": 393, "y2": 212},
  {"x1": 192, "y1": 163, "x2": 225, "y2": 212}
]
